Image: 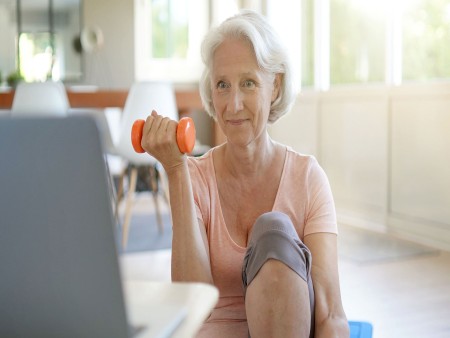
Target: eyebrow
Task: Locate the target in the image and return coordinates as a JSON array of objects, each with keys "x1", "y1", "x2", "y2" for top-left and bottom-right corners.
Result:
[{"x1": 212, "y1": 71, "x2": 260, "y2": 80}]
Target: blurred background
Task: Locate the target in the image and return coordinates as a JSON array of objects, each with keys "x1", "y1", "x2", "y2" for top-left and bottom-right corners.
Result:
[{"x1": 1, "y1": 1, "x2": 450, "y2": 337}]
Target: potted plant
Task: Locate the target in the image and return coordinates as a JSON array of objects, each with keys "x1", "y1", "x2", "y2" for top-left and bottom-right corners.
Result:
[{"x1": 6, "y1": 70, "x2": 24, "y2": 88}]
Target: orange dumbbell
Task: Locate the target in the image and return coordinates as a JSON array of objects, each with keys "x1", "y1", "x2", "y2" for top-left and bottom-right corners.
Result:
[{"x1": 131, "y1": 117, "x2": 196, "y2": 154}]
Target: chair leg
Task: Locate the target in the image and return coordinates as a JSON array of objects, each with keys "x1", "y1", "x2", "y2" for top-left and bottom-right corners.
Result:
[
  {"x1": 114, "y1": 167, "x2": 126, "y2": 223},
  {"x1": 149, "y1": 165, "x2": 164, "y2": 234},
  {"x1": 121, "y1": 166, "x2": 138, "y2": 249}
]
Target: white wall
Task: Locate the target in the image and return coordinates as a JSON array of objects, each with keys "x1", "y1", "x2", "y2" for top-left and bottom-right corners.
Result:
[
  {"x1": 270, "y1": 83, "x2": 450, "y2": 251},
  {"x1": 0, "y1": 0, "x2": 17, "y2": 80},
  {"x1": 82, "y1": 0, "x2": 134, "y2": 89}
]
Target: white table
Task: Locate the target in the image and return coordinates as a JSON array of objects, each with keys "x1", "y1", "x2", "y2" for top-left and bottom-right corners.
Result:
[{"x1": 124, "y1": 281, "x2": 218, "y2": 338}]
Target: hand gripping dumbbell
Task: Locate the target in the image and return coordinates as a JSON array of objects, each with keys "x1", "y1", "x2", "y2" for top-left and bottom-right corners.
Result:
[{"x1": 131, "y1": 117, "x2": 196, "y2": 154}]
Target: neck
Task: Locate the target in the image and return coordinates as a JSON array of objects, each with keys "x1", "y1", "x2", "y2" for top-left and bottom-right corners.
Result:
[{"x1": 222, "y1": 132, "x2": 278, "y2": 179}]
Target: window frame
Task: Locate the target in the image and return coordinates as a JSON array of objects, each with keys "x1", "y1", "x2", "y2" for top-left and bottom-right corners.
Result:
[{"x1": 134, "y1": 0, "x2": 209, "y2": 83}]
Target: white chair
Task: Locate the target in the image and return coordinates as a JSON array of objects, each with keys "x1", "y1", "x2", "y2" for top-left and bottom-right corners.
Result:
[
  {"x1": 114, "y1": 82, "x2": 178, "y2": 248},
  {"x1": 11, "y1": 81, "x2": 69, "y2": 117}
]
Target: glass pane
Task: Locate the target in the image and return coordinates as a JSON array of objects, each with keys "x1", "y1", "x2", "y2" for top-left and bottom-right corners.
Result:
[
  {"x1": 301, "y1": 0, "x2": 314, "y2": 87},
  {"x1": 20, "y1": 0, "x2": 50, "y2": 32},
  {"x1": 19, "y1": 32, "x2": 53, "y2": 82},
  {"x1": 151, "y1": 0, "x2": 189, "y2": 59},
  {"x1": 403, "y1": 0, "x2": 450, "y2": 82},
  {"x1": 266, "y1": 0, "x2": 302, "y2": 90},
  {"x1": 19, "y1": 0, "x2": 51, "y2": 81},
  {"x1": 53, "y1": 0, "x2": 82, "y2": 82},
  {"x1": 16, "y1": 0, "x2": 82, "y2": 82},
  {"x1": 330, "y1": 0, "x2": 386, "y2": 85}
]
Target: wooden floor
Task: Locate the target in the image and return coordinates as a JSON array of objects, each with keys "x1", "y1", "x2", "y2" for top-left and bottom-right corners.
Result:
[
  {"x1": 339, "y1": 246, "x2": 450, "y2": 338},
  {"x1": 119, "y1": 196, "x2": 450, "y2": 338}
]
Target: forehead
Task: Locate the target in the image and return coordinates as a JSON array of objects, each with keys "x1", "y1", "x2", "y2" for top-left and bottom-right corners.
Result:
[{"x1": 212, "y1": 38, "x2": 259, "y2": 75}]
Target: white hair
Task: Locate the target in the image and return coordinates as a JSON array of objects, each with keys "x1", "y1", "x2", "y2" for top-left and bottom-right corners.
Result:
[{"x1": 199, "y1": 9, "x2": 296, "y2": 123}]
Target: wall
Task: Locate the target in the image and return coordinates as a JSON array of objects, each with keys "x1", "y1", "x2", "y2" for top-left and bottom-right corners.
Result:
[
  {"x1": 0, "y1": 0, "x2": 17, "y2": 79},
  {"x1": 269, "y1": 83, "x2": 450, "y2": 251},
  {"x1": 82, "y1": 0, "x2": 134, "y2": 89}
]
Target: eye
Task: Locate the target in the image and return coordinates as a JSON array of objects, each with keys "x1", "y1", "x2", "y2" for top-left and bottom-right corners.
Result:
[
  {"x1": 216, "y1": 81, "x2": 229, "y2": 90},
  {"x1": 243, "y1": 80, "x2": 256, "y2": 89}
]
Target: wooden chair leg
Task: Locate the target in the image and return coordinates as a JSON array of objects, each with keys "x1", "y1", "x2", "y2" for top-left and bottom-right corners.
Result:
[
  {"x1": 122, "y1": 166, "x2": 138, "y2": 249},
  {"x1": 149, "y1": 165, "x2": 164, "y2": 234},
  {"x1": 114, "y1": 167, "x2": 126, "y2": 223}
]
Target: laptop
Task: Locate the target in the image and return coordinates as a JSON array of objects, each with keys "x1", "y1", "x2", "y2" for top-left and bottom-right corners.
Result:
[{"x1": 0, "y1": 116, "x2": 186, "y2": 338}]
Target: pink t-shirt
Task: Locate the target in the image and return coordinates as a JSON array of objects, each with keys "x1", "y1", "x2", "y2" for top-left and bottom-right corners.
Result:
[{"x1": 187, "y1": 146, "x2": 338, "y2": 337}]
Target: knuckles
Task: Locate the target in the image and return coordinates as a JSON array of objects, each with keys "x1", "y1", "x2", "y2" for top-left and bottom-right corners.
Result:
[{"x1": 141, "y1": 118, "x2": 179, "y2": 155}]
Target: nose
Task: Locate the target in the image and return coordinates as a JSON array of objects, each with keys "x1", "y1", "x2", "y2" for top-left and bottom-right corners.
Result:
[{"x1": 226, "y1": 88, "x2": 244, "y2": 114}]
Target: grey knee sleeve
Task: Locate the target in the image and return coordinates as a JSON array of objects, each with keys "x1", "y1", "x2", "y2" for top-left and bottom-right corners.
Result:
[{"x1": 242, "y1": 211, "x2": 315, "y2": 337}]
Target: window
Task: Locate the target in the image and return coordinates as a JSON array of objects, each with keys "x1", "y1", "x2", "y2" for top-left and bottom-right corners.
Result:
[
  {"x1": 266, "y1": 0, "x2": 302, "y2": 90},
  {"x1": 150, "y1": 0, "x2": 189, "y2": 59},
  {"x1": 15, "y1": 0, "x2": 82, "y2": 83},
  {"x1": 134, "y1": 0, "x2": 450, "y2": 85},
  {"x1": 19, "y1": 32, "x2": 54, "y2": 82},
  {"x1": 330, "y1": 0, "x2": 386, "y2": 85},
  {"x1": 134, "y1": 0, "x2": 209, "y2": 83},
  {"x1": 402, "y1": 0, "x2": 450, "y2": 82},
  {"x1": 301, "y1": 0, "x2": 315, "y2": 87}
]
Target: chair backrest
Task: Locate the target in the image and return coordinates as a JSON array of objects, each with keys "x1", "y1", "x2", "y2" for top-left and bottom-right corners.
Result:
[
  {"x1": 11, "y1": 81, "x2": 69, "y2": 117},
  {"x1": 84, "y1": 109, "x2": 117, "y2": 155},
  {"x1": 115, "y1": 81, "x2": 178, "y2": 165}
]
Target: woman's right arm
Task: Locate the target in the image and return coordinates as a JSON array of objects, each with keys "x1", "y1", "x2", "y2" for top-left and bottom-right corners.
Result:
[
  {"x1": 140, "y1": 111, "x2": 213, "y2": 284},
  {"x1": 166, "y1": 160, "x2": 213, "y2": 284}
]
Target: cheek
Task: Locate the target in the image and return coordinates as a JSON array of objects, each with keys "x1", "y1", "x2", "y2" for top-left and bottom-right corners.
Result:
[
  {"x1": 256, "y1": 91, "x2": 273, "y2": 118},
  {"x1": 212, "y1": 96, "x2": 222, "y2": 116}
]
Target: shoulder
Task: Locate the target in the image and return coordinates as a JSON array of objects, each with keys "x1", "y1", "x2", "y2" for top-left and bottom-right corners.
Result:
[
  {"x1": 284, "y1": 146, "x2": 321, "y2": 174},
  {"x1": 187, "y1": 147, "x2": 216, "y2": 186},
  {"x1": 188, "y1": 148, "x2": 214, "y2": 171},
  {"x1": 283, "y1": 147, "x2": 331, "y2": 190}
]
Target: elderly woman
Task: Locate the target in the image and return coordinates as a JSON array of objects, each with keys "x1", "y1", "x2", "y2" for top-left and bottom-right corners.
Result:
[{"x1": 140, "y1": 9, "x2": 348, "y2": 338}]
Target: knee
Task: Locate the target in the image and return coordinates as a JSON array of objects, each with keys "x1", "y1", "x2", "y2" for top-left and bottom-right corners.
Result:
[
  {"x1": 249, "y1": 211, "x2": 298, "y2": 245},
  {"x1": 243, "y1": 229, "x2": 310, "y2": 286},
  {"x1": 255, "y1": 259, "x2": 293, "y2": 288}
]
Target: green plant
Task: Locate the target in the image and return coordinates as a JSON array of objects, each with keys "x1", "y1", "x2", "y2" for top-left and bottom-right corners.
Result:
[{"x1": 6, "y1": 70, "x2": 24, "y2": 88}]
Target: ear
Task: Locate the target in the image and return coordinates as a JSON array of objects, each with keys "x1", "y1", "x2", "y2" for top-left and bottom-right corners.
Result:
[{"x1": 271, "y1": 74, "x2": 282, "y2": 103}]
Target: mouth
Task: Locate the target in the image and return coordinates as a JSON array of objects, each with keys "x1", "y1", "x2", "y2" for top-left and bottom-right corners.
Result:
[{"x1": 227, "y1": 119, "x2": 248, "y2": 126}]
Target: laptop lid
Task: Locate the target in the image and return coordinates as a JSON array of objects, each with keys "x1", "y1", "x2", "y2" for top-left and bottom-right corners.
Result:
[{"x1": 0, "y1": 116, "x2": 129, "y2": 338}]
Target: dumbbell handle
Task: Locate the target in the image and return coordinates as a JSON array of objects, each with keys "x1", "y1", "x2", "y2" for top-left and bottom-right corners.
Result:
[{"x1": 131, "y1": 117, "x2": 196, "y2": 154}]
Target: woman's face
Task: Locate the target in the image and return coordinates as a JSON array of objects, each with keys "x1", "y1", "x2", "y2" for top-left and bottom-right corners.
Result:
[{"x1": 210, "y1": 38, "x2": 280, "y2": 147}]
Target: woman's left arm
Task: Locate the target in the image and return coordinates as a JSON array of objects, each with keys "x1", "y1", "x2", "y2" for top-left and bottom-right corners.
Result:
[{"x1": 304, "y1": 232, "x2": 349, "y2": 338}]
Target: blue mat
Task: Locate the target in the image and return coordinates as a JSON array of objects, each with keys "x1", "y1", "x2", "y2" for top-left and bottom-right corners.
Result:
[{"x1": 349, "y1": 321, "x2": 373, "y2": 338}]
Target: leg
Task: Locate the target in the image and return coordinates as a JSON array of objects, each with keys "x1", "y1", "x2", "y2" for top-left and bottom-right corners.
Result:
[
  {"x1": 121, "y1": 166, "x2": 138, "y2": 249},
  {"x1": 242, "y1": 212, "x2": 314, "y2": 338},
  {"x1": 246, "y1": 259, "x2": 310, "y2": 338}
]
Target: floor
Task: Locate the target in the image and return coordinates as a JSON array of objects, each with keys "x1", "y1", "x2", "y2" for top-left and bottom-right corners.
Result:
[{"x1": 119, "y1": 195, "x2": 450, "y2": 338}]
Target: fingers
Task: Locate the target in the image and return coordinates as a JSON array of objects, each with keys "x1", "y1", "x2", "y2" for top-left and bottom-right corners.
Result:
[{"x1": 141, "y1": 110, "x2": 178, "y2": 154}]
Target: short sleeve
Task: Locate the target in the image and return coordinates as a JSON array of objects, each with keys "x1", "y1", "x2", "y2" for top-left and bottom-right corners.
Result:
[
  {"x1": 303, "y1": 158, "x2": 338, "y2": 236},
  {"x1": 187, "y1": 156, "x2": 211, "y2": 232}
]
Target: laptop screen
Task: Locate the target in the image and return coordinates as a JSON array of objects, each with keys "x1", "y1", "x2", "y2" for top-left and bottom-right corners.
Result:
[{"x1": 0, "y1": 116, "x2": 129, "y2": 338}]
